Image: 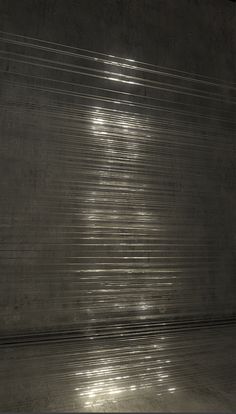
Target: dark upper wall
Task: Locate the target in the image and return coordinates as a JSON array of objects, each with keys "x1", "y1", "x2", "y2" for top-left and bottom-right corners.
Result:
[{"x1": 0, "y1": 0, "x2": 235, "y2": 80}]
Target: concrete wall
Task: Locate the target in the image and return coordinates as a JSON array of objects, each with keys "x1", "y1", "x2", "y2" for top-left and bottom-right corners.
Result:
[{"x1": 0, "y1": 0, "x2": 235, "y2": 336}]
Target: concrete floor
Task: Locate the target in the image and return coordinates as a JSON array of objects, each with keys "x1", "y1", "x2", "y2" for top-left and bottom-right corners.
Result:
[{"x1": 0, "y1": 325, "x2": 235, "y2": 412}]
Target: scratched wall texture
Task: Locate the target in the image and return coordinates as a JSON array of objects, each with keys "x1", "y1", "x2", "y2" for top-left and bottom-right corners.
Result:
[{"x1": 0, "y1": 0, "x2": 235, "y2": 336}]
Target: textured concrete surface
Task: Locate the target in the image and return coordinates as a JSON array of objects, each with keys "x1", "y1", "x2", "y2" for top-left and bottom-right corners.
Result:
[
  {"x1": 0, "y1": 1, "x2": 236, "y2": 412},
  {"x1": 0, "y1": 1, "x2": 235, "y2": 335}
]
